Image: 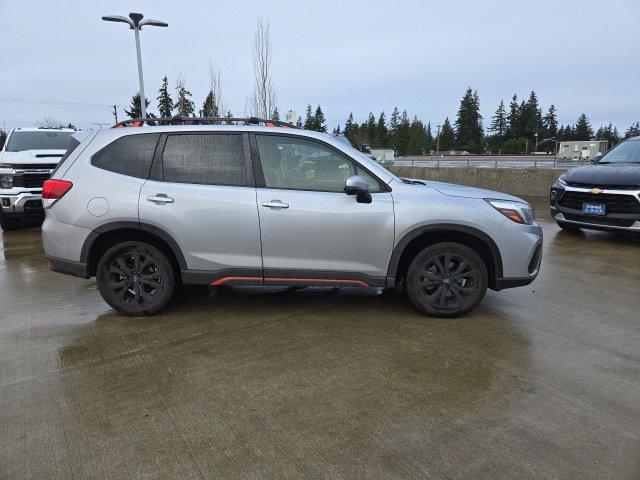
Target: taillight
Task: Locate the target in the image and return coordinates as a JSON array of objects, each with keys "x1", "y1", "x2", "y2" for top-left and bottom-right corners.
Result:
[{"x1": 42, "y1": 179, "x2": 73, "y2": 208}]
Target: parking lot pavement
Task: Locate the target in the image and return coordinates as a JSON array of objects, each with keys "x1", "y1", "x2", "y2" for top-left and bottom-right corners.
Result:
[{"x1": 1, "y1": 201, "x2": 639, "y2": 479}]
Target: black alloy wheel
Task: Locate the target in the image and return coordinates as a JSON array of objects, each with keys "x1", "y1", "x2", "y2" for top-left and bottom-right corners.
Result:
[
  {"x1": 96, "y1": 241, "x2": 175, "y2": 316},
  {"x1": 406, "y1": 242, "x2": 488, "y2": 317}
]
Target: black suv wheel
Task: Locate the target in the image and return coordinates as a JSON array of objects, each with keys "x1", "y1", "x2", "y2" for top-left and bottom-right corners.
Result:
[
  {"x1": 0, "y1": 214, "x2": 21, "y2": 231},
  {"x1": 406, "y1": 242, "x2": 488, "y2": 317},
  {"x1": 96, "y1": 241, "x2": 175, "y2": 316}
]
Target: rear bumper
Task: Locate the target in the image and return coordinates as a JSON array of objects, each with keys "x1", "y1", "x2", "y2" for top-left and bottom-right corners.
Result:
[
  {"x1": 0, "y1": 191, "x2": 43, "y2": 215},
  {"x1": 46, "y1": 256, "x2": 89, "y2": 279}
]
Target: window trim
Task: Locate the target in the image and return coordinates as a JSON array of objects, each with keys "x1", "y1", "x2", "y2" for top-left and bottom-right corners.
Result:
[
  {"x1": 90, "y1": 132, "x2": 161, "y2": 180},
  {"x1": 250, "y1": 132, "x2": 391, "y2": 193},
  {"x1": 153, "y1": 131, "x2": 255, "y2": 187}
]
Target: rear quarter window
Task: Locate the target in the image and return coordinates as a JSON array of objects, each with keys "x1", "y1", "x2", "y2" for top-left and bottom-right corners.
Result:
[
  {"x1": 161, "y1": 133, "x2": 246, "y2": 186},
  {"x1": 91, "y1": 134, "x2": 160, "y2": 179}
]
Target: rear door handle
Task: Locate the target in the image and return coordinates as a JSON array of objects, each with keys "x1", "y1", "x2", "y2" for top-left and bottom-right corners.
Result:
[
  {"x1": 261, "y1": 200, "x2": 289, "y2": 209},
  {"x1": 147, "y1": 194, "x2": 174, "y2": 204}
]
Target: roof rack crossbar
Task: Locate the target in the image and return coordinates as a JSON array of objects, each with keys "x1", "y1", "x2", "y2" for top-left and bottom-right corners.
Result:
[{"x1": 112, "y1": 116, "x2": 299, "y2": 129}]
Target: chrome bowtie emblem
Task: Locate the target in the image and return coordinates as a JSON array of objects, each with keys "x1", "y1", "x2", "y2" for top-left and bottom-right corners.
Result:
[{"x1": 588, "y1": 188, "x2": 603, "y2": 194}]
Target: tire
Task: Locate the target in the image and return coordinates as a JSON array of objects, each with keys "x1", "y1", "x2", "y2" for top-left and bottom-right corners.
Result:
[
  {"x1": 96, "y1": 241, "x2": 175, "y2": 316},
  {"x1": 0, "y1": 215, "x2": 21, "y2": 231},
  {"x1": 406, "y1": 242, "x2": 488, "y2": 317},
  {"x1": 557, "y1": 221, "x2": 580, "y2": 231}
]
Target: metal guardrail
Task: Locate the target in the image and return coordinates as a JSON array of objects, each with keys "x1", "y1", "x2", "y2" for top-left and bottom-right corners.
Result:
[{"x1": 393, "y1": 155, "x2": 593, "y2": 170}]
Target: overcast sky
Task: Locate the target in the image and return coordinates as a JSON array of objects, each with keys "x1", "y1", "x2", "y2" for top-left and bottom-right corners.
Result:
[{"x1": 1, "y1": 0, "x2": 639, "y2": 132}]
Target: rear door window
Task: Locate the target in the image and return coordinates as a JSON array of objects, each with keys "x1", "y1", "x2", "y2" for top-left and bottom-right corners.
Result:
[
  {"x1": 91, "y1": 134, "x2": 159, "y2": 178},
  {"x1": 161, "y1": 133, "x2": 246, "y2": 186}
]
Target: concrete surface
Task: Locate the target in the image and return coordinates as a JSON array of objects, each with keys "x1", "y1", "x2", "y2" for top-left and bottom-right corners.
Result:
[
  {"x1": 1, "y1": 200, "x2": 639, "y2": 479},
  {"x1": 390, "y1": 166, "x2": 566, "y2": 197}
]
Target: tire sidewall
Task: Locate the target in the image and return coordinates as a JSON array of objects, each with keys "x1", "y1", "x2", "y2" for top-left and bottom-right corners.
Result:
[
  {"x1": 96, "y1": 241, "x2": 175, "y2": 316},
  {"x1": 406, "y1": 242, "x2": 488, "y2": 317}
]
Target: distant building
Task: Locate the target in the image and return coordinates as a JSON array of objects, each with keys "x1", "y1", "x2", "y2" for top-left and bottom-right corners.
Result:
[
  {"x1": 285, "y1": 109, "x2": 299, "y2": 125},
  {"x1": 556, "y1": 140, "x2": 608, "y2": 161}
]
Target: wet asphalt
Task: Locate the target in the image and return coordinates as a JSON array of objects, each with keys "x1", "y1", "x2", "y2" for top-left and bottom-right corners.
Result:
[{"x1": 1, "y1": 199, "x2": 639, "y2": 479}]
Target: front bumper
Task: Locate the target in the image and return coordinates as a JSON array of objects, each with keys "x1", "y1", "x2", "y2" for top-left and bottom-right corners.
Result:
[
  {"x1": 0, "y1": 191, "x2": 44, "y2": 215},
  {"x1": 550, "y1": 183, "x2": 640, "y2": 232}
]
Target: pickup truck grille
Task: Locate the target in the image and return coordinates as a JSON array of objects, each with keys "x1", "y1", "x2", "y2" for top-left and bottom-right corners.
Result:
[
  {"x1": 13, "y1": 173, "x2": 51, "y2": 189},
  {"x1": 558, "y1": 191, "x2": 640, "y2": 214},
  {"x1": 10, "y1": 163, "x2": 57, "y2": 170}
]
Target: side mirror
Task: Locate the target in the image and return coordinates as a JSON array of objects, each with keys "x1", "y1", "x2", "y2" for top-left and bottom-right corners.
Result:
[{"x1": 344, "y1": 175, "x2": 372, "y2": 204}]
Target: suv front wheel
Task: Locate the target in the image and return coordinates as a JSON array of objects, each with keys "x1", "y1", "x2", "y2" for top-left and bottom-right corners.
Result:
[
  {"x1": 406, "y1": 242, "x2": 488, "y2": 317},
  {"x1": 96, "y1": 241, "x2": 175, "y2": 316}
]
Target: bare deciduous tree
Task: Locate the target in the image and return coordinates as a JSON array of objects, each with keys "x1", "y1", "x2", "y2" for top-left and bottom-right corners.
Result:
[
  {"x1": 37, "y1": 117, "x2": 65, "y2": 129},
  {"x1": 249, "y1": 16, "x2": 277, "y2": 118},
  {"x1": 208, "y1": 61, "x2": 225, "y2": 118}
]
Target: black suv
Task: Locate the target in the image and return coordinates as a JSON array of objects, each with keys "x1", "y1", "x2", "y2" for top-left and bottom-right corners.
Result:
[{"x1": 550, "y1": 136, "x2": 640, "y2": 233}]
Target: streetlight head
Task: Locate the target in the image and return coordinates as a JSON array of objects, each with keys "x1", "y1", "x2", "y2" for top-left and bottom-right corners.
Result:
[
  {"x1": 129, "y1": 12, "x2": 144, "y2": 26},
  {"x1": 140, "y1": 19, "x2": 169, "y2": 28},
  {"x1": 102, "y1": 15, "x2": 134, "y2": 28}
]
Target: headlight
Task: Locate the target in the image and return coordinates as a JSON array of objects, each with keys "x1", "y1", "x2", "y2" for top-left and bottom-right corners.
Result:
[
  {"x1": 486, "y1": 199, "x2": 535, "y2": 225},
  {"x1": 0, "y1": 175, "x2": 13, "y2": 189},
  {"x1": 557, "y1": 176, "x2": 567, "y2": 186}
]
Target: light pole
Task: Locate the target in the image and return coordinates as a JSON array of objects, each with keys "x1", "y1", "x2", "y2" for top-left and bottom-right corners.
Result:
[{"x1": 102, "y1": 12, "x2": 168, "y2": 119}]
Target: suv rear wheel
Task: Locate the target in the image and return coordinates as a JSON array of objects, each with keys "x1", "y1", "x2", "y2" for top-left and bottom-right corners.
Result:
[
  {"x1": 96, "y1": 241, "x2": 175, "y2": 316},
  {"x1": 406, "y1": 242, "x2": 488, "y2": 317}
]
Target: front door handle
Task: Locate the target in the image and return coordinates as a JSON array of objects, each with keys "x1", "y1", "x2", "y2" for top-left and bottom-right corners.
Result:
[
  {"x1": 147, "y1": 194, "x2": 174, "y2": 204},
  {"x1": 261, "y1": 200, "x2": 289, "y2": 209}
]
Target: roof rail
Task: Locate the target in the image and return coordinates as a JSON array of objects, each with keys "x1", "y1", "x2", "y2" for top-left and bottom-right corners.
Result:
[{"x1": 112, "y1": 116, "x2": 299, "y2": 129}]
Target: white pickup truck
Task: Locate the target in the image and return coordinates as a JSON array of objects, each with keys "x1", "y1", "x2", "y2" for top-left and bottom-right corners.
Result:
[{"x1": 0, "y1": 127, "x2": 76, "y2": 230}]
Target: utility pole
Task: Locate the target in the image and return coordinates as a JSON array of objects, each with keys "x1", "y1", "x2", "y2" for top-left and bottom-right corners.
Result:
[
  {"x1": 534, "y1": 131, "x2": 539, "y2": 153},
  {"x1": 112, "y1": 105, "x2": 118, "y2": 124},
  {"x1": 436, "y1": 124, "x2": 442, "y2": 155}
]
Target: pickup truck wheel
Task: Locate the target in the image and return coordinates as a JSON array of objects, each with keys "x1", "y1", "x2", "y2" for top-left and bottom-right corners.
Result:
[
  {"x1": 406, "y1": 242, "x2": 488, "y2": 317},
  {"x1": 0, "y1": 215, "x2": 21, "y2": 231},
  {"x1": 96, "y1": 241, "x2": 175, "y2": 316}
]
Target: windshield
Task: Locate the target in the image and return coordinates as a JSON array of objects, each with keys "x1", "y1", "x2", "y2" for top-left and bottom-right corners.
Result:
[
  {"x1": 5, "y1": 131, "x2": 73, "y2": 152},
  {"x1": 598, "y1": 139, "x2": 640, "y2": 164}
]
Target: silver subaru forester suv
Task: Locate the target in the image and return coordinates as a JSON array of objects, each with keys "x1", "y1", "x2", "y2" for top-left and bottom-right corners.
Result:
[{"x1": 42, "y1": 118, "x2": 542, "y2": 317}]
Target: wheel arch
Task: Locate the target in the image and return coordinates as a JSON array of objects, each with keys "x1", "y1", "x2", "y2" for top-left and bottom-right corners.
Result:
[
  {"x1": 81, "y1": 222, "x2": 187, "y2": 278},
  {"x1": 388, "y1": 224, "x2": 503, "y2": 290}
]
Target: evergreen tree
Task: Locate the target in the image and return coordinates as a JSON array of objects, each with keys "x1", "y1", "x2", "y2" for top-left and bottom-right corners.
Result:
[
  {"x1": 521, "y1": 91, "x2": 540, "y2": 141},
  {"x1": 296, "y1": 117, "x2": 303, "y2": 128},
  {"x1": 272, "y1": 107, "x2": 280, "y2": 121},
  {"x1": 395, "y1": 110, "x2": 411, "y2": 156},
  {"x1": 0, "y1": 130, "x2": 7, "y2": 150},
  {"x1": 542, "y1": 104, "x2": 558, "y2": 138},
  {"x1": 344, "y1": 112, "x2": 356, "y2": 140},
  {"x1": 175, "y1": 76, "x2": 195, "y2": 117},
  {"x1": 507, "y1": 94, "x2": 520, "y2": 137},
  {"x1": 376, "y1": 112, "x2": 388, "y2": 147},
  {"x1": 124, "y1": 92, "x2": 151, "y2": 119},
  {"x1": 366, "y1": 113, "x2": 376, "y2": 143},
  {"x1": 489, "y1": 100, "x2": 507, "y2": 136},
  {"x1": 201, "y1": 91, "x2": 219, "y2": 118},
  {"x1": 574, "y1": 113, "x2": 593, "y2": 140},
  {"x1": 425, "y1": 122, "x2": 434, "y2": 152},
  {"x1": 390, "y1": 107, "x2": 400, "y2": 135},
  {"x1": 596, "y1": 123, "x2": 621, "y2": 147},
  {"x1": 624, "y1": 122, "x2": 640, "y2": 138},
  {"x1": 439, "y1": 118, "x2": 455, "y2": 151},
  {"x1": 225, "y1": 110, "x2": 234, "y2": 125},
  {"x1": 407, "y1": 118, "x2": 428, "y2": 155},
  {"x1": 311, "y1": 105, "x2": 327, "y2": 132},
  {"x1": 454, "y1": 87, "x2": 484, "y2": 153},
  {"x1": 157, "y1": 75, "x2": 173, "y2": 118},
  {"x1": 303, "y1": 104, "x2": 314, "y2": 129}
]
